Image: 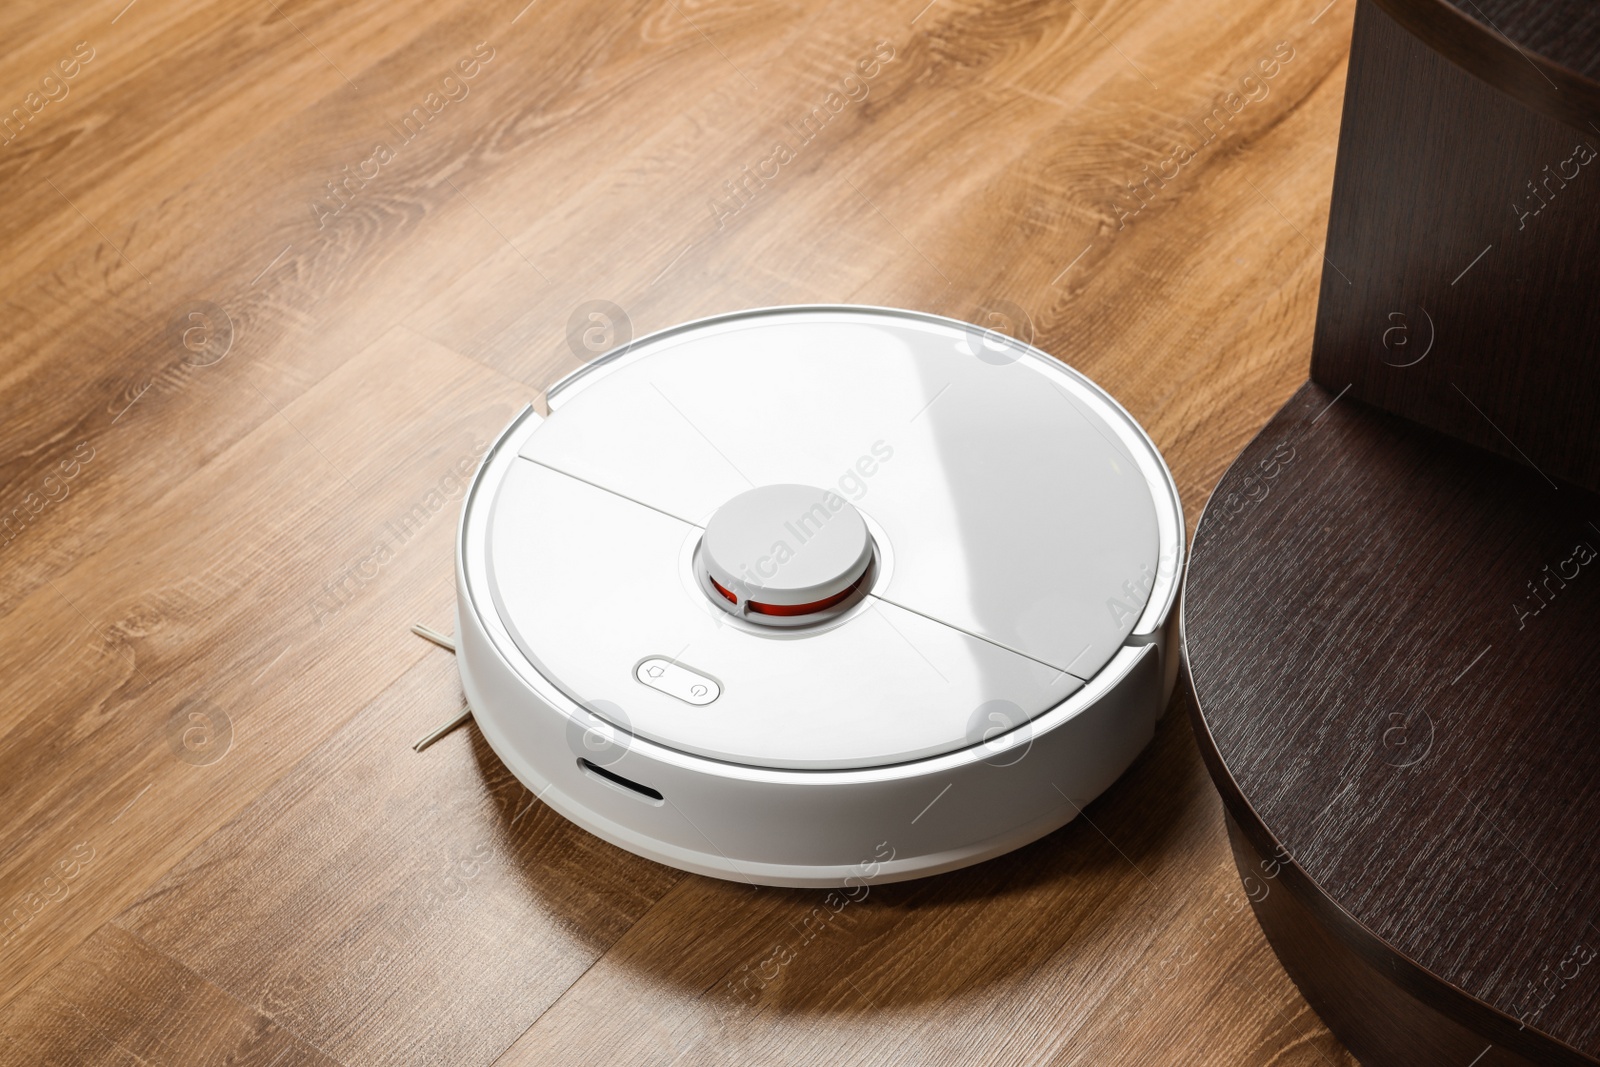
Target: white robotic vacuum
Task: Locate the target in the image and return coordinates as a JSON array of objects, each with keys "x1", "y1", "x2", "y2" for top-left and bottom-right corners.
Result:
[{"x1": 455, "y1": 306, "x2": 1182, "y2": 887}]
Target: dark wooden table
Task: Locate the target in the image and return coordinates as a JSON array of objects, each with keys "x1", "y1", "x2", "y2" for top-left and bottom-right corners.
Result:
[{"x1": 1182, "y1": 0, "x2": 1600, "y2": 1063}]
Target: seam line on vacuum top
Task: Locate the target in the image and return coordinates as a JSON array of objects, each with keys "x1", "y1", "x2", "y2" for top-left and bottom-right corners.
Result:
[
  {"x1": 521, "y1": 456, "x2": 706, "y2": 527},
  {"x1": 871, "y1": 593, "x2": 1094, "y2": 682},
  {"x1": 517, "y1": 455, "x2": 1101, "y2": 684}
]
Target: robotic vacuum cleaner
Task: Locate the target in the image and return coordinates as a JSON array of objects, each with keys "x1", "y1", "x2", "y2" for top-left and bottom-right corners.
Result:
[{"x1": 455, "y1": 306, "x2": 1182, "y2": 887}]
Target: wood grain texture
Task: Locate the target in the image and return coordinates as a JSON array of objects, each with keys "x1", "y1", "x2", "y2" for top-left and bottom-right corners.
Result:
[
  {"x1": 1185, "y1": 382, "x2": 1600, "y2": 1064},
  {"x1": 1223, "y1": 811, "x2": 1540, "y2": 1067},
  {"x1": 0, "y1": 924, "x2": 342, "y2": 1067},
  {"x1": 1, "y1": 0, "x2": 1364, "y2": 1061},
  {"x1": 118, "y1": 651, "x2": 682, "y2": 1066},
  {"x1": 1370, "y1": 0, "x2": 1600, "y2": 130},
  {"x1": 1183, "y1": 3, "x2": 1600, "y2": 1057},
  {"x1": 1435, "y1": 0, "x2": 1600, "y2": 82},
  {"x1": 1311, "y1": 0, "x2": 1600, "y2": 492}
]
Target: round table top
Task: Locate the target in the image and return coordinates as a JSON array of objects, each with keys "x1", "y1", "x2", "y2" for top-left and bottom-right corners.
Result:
[{"x1": 1183, "y1": 382, "x2": 1600, "y2": 1064}]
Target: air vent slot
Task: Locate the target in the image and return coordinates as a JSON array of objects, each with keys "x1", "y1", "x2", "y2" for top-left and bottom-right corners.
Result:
[{"x1": 578, "y1": 758, "x2": 664, "y2": 804}]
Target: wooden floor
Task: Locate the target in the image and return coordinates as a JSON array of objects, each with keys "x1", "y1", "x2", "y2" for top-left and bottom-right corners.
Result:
[{"x1": 0, "y1": 0, "x2": 1362, "y2": 1062}]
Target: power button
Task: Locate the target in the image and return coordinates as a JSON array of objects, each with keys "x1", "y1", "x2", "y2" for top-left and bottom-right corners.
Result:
[{"x1": 634, "y1": 657, "x2": 721, "y2": 706}]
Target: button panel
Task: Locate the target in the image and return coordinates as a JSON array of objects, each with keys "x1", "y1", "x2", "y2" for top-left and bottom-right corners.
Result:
[{"x1": 634, "y1": 657, "x2": 721, "y2": 705}]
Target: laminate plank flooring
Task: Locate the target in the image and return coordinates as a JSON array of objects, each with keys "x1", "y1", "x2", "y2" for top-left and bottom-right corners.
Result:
[{"x1": 0, "y1": 0, "x2": 1359, "y2": 1062}]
